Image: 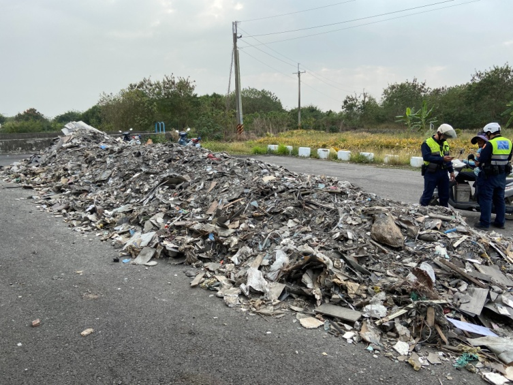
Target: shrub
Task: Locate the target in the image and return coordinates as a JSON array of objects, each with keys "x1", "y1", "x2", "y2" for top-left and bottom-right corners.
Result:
[
  {"x1": 276, "y1": 144, "x2": 290, "y2": 155},
  {"x1": 251, "y1": 146, "x2": 267, "y2": 155},
  {"x1": 351, "y1": 153, "x2": 374, "y2": 163}
]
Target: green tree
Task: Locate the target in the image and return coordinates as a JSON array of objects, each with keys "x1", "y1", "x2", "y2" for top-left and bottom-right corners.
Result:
[
  {"x1": 381, "y1": 78, "x2": 430, "y2": 122},
  {"x1": 99, "y1": 88, "x2": 156, "y2": 131},
  {"x1": 0, "y1": 113, "x2": 6, "y2": 125},
  {"x1": 342, "y1": 92, "x2": 385, "y2": 128},
  {"x1": 238, "y1": 88, "x2": 284, "y2": 115},
  {"x1": 127, "y1": 75, "x2": 197, "y2": 129},
  {"x1": 6, "y1": 108, "x2": 52, "y2": 132},
  {"x1": 81, "y1": 105, "x2": 104, "y2": 129},
  {"x1": 195, "y1": 93, "x2": 231, "y2": 140},
  {"x1": 466, "y1": 63, "x2": 513, "y2": 126},
  {"x1": 503, "y1": 100, "x2": 513, "y2": 128},
  {"x1": 14, "y1": 108, "x2": 48, "y2": 123},
  {"x1": 53, "y1": 110, "x2": 82, "y2": 124}
]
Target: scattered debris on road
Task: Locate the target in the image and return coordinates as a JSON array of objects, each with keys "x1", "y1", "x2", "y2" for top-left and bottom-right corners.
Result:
[
  {"x1": 3, "y1": 121, "x2": 513, "y2": 381},
  {"x1": 80, "y1": 328, "x2": 94, "y2": 337}
]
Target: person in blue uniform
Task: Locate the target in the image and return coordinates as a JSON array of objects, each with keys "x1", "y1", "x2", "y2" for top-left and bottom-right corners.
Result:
[
  {"x1": 419, "y1": 124, "x2": 457, "y2": 207},
  {"x1": 474, "y1": 122, "x2": 512, "y2": 230}
]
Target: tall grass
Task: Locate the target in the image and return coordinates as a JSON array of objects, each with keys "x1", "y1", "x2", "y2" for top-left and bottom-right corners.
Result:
[{"x1": 200, "y1": 128, "x2": 513, "y2": 166}]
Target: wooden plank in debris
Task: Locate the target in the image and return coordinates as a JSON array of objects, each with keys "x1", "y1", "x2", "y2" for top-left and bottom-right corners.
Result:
[
  {"x1": 489, "y1": 242, "x2": 513, "y2": 264},
  {"x1": 221, "y1": 197, "x2": 245, "y2": 210},
  {"x1": 453, "y1": 235, "x2": 469, "y2": 249},
  {"x1": 206, "y1": 201, "x2": 218, "y2": 215},
  {"x1": 250, "y1": 254, "x2": 265, "y2": 269},
  {"x1": 207, "y1": 181, "x2": 217, "y2": 193},
  {"x1": 460, "y1": 287, "x2": 489, "y2": 317},
  {"x1": 475, "y1": 264, "x2": 513, "y2": 287},
  {"x1": 315, "y1": 303, "x2": 362, "y2": 323},
  {"x1": 466, "y1": 270, "x2": 494, "y2": 283},
  {"x1": 438, "y1": 259, "x2": 488, "y2": 289},
  {"x1": 428, "y1": 213, "x2": 455, "y2": 221},
  {"x1": 435, "y1": 324, "x2": 449, "y2": 345},
  {"x1": 426, "y1": 307, "x2": 435, "y2": 327},
  {"x1": 375, "y1": 300, "x2": 447, "y2": 326}
]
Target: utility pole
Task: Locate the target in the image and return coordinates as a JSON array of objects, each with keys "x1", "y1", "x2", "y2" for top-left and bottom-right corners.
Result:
[
  {"x1": 232, "y1": 21, "x2": 244, "y2": 135},
  {"x1": 293, "y1": 64, "x2": 306, "y2": 129}
]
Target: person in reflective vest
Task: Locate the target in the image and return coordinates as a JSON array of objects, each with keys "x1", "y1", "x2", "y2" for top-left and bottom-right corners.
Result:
[
  {"x1": 419, "y1": 123, "x2": 457, "y2": 207},
  {"x1": 474, "y1": 122, "x2": 512, "y2": 230}
]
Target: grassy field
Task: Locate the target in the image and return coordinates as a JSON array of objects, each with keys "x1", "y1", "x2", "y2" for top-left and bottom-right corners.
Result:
[{"x1": 201, "y1": 129, "x2": 509, "y2": 166}]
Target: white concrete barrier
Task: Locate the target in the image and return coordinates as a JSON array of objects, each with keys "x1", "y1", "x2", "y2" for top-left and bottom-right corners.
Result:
[
  {"x1": 384, "y1": 154, "x2": 399, "y2": 164},
  {"x1": 317, "y1": 149, "x2": 330, "y2": 159},
  {"x1": 286, "y1": 146, "x2": 293, "y2": 154},
  {"x1": 410, "y1": 156, "x2": 424, "y2": 167},
  {"x1": 337, "y1": 150, "x2": 351, "y2": 161},
  {"x1": 298, "y1": 147, "x2": 311, "y2": 157},
  {"x1": 267, "y1": 145, "x2": 278, "y2": 152},
  {"x1": 360, "y1": 152, "x2": 374, "y2": 161}
]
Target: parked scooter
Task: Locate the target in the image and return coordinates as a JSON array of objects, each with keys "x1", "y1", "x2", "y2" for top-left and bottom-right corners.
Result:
[
  {"x1": 176, "y1": 128, "x2": 201, "y2": 148},
  {"x1": 431, "y1": 153, "x2": 513, "y2": 216}
]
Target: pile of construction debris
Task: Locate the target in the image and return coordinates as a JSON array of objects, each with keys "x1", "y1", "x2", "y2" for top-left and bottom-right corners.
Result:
[{"x1": 3, "y1": 122, "x2": 513, "y2": 384}]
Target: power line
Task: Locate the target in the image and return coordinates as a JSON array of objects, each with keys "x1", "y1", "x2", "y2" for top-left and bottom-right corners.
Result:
[
  {"x1": 238, "y1": 27, "x2": 363, "y2": 92},
  {"x1": 247, "y1": 0, "x2": 480, "y2": 45},
  {"x1": 239, "y1": 39, "x2": 297, "y2": 68},
  {"x1": 238, "y1": 0, "x2": 479, "y2": 89},
  {"x1": 241, "y1": 40, "x2": 352, "y2": 93},
  {"x1": 239, "y1": 50, "x2": 343, "y2": 104},
  {"x1": 239, "y1": 50, "x2": 296, "y2": 81},
  {"x1": 248, "y1": 0, "x2": 454, "y2": 37},
  {"x1": 240, "y1": 0, "x2": 356, "y2": 23}
]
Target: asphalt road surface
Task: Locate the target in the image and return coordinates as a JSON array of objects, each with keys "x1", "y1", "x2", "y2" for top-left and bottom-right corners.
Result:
[{"x1": 0, "y1": 154, "x2": 486, "y2": 384}]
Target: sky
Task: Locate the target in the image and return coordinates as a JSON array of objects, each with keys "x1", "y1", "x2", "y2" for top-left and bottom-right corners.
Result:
[{"x1": 1, "y1": 0, "x2": 512, "y2": 119}]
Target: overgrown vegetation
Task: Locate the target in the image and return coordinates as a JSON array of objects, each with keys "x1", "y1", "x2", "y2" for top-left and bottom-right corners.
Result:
[{"x1": 2, "y1": 64, "x2": 513, "y2": 139}]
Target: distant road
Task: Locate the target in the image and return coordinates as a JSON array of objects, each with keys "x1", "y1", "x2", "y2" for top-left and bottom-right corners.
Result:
[{"x1": 0, "y1": 154, "x2": 31, "y2": 166}]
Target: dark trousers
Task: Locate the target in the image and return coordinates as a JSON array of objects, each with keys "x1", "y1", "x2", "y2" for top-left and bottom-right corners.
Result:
[
  {"x1": 420, "y1": 169, "x2": 450, "y2": 207},
  {"x1": 477, "y1": 173, "x2": 507, "y2": 227}
]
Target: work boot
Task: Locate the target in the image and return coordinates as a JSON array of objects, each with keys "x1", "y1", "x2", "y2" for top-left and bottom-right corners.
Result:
[
  {"x1": 474, "y1": 222, "x2": 489, "y2": 230},
  {"x1": 491, "y1": 222, "x2": 506, "y2": 229}
]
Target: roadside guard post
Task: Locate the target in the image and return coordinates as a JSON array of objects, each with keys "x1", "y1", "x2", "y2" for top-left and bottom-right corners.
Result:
[{"x1": 155, "y1": 122, "x2": 165, "y2": 134}]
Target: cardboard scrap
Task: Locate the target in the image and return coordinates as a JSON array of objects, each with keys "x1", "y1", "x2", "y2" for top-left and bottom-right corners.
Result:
[{"x1": 299, "y1": 317, "x2": 324, "y2": 329}]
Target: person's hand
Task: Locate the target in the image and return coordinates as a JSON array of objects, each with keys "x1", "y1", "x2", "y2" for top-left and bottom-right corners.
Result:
[
  {"x1": 449, "y1": 172, "x2": 455, "y2": 182},
  {"x1": 443, "y1": 156, "x2": 454, "y2": 162}
]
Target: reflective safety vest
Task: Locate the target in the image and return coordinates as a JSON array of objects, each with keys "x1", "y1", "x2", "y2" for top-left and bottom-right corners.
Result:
[
  {"x1": 423, "y1": 137, "x2": 450, "y2": 166},
  {"x1": 488, "y1": 136, "x2": 512, "y2": 166}
]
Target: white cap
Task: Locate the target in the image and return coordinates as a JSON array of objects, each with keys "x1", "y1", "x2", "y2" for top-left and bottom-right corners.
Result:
[
  {"x1": 437, "y1": 123, "x2": 457, "y2": 138},
  {"x1": 483, "y1": 122, "x2": 501, "y2": 134}
]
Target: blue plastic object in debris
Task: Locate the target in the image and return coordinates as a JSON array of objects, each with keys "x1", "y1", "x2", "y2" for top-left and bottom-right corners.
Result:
[{"x1": 122, "y1": 258, "x2": 131, "y2": 264}]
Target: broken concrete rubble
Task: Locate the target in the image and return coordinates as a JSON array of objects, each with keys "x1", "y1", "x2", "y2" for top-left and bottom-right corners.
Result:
[{"x1": 3, "y1": 121, "x2": 513, "y2": 380}]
